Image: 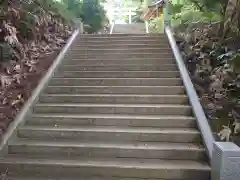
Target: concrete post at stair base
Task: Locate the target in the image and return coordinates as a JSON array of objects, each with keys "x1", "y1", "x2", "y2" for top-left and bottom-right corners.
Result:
[
  {"x1": 164, "y1": 0, "x2": 169, "y2": 27},
  {"x1": 212, "y1": 142, "x2": 240, "y2": 180},
  {"x1": 74, "y1": 18, "x2": 84, "y2": 33}
]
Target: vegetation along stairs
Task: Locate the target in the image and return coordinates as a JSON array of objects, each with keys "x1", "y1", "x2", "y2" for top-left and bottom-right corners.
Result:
[{"x1": 0, "y1": 31, "x2": 211, "y2": 179}]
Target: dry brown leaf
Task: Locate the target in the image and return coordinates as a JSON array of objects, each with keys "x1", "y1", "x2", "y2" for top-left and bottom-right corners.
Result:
[
  {"x1": 14, "y1": 64, "x2": 21, "y2": 73},
  {"x1": 2, "y1": 98, "x2": 8, "y2": 105},
  {"x1": 218, "y1": 125, "x2": 232, "y2": 141},
  {"x1": 13, "y1": 74, "x2": 21, "y2": 84},
  {"x1": 0, "y1": 75, "x2": 12, "y2": 87},
  {"x1": 11, "y1": 99, "x2": 21, "y2": 106}
]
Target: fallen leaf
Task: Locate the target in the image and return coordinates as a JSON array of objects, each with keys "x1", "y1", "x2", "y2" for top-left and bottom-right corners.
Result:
[
  {"x1": 11, "y1": 99, "x2": 21, "y2": 106},
  {"x1": 218, "y1": 125, "x2": 232, "y2": 141},
  {"x1": 0, "y1": 75, "x2": 12, "y2": 87}
]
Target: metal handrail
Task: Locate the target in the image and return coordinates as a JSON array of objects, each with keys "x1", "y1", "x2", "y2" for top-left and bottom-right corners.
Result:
[
  {"x1": 144, "y1": 0, "x2": 216, "y2": 160},
  {"x1": 147, "y1": 0, "x2": 164, "y2": 8},
  {"x1": 146, "y1": 1, "x2": 240, "y2": 177},
  {"x1": 165, "y1": 26, "x2": 214, "y2": 160}
]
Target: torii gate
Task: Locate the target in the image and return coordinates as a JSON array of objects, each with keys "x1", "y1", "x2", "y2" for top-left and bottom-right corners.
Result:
[{"x1": 107, "y1": 8, "x2": 137, "y2": 24}]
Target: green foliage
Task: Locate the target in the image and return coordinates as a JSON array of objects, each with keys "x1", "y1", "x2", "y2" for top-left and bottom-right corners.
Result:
[
  {"x1": 22, "y1": 0, "x2": 76, "y2": 23},
  {"x1": 170, "y1": 4, "x2": 221, "y2": 27},
  {"x1": 132, "y1": 10, "x2": 145, "y2": 23},
  {"x1": 62, "y1": 0, "x2": 106, "y2": 33},
  {"x1": 164, "y1": 0, "x2": 223, "y2": 28},
  {"x1": 0, "y1": 43, "x2": 15, "y2": 62},
  {"x1": 149, "y1": 16, "x2": 164, "y2": 33},
  {"x1": 62, "y1": 0, "x2": 83, "y2": 20},
  {"x1": 146, "y1": 0, "x2": 228, "y2": 33},
  {"x1": 188, "y1": 0, "x2": 228, "y2": 14},
  {"x1": 78, "y1": 0, "x2": 106, "y2": 33}
]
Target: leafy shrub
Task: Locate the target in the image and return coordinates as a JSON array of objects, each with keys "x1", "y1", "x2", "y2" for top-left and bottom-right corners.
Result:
[
  {"x1": 0, "y1": 43, "x2": 15, "y2": 62},
  {"x1": 149, "y1": 16, "x2": 164, "y2": 33},
  {"x1": 78, "y1": 0, "x2": 107, "y2": 33}
]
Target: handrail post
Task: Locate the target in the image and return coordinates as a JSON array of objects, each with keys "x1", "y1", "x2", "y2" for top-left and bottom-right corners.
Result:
[
  {"x1": 128, "y1": 9, "x2": 131, "y2": 24},
  {"x1": 74, "y1": 18, "x2": 84, "y2": 33},
  {"x1": 212, "y1": 142, "x2": 240, "y2": 180},
  {"x1": 145, "y1": 21, "x2": 149, "y2": 33},
  {"x1": 164, "y1": 0, "x2": 169, "y2": 29}
]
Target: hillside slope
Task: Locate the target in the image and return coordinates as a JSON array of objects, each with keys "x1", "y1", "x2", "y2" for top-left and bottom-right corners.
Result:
[{"x1": 0, "y1": 0, "x2": 73, "y2": 137}]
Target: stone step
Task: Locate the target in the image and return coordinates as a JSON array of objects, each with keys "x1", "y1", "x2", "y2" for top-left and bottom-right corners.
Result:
[
  {"x1": 74, "y1": 41, "x2": 167, "y2": 45},
  {"x1": 72, "y1": 44, "x2": 170, "y2": 49},
  {"x1": 68, "y1": 52, "x2": 173, "y2": 57},
  {"x1": 69, "y1": 49, "x2": 171, "y2": 53},
  {"x1": 17, "y1": 126, "x2": 200, "y2": 143},
  {"x1": 77, "y1": 34, "x2": 166, "y2": 37},
  {"x1": 66, "y1": 55, "x2": 174, "y2": 60},
  {"x1": 68, "y1": 48, "x2": 172, "y2": 53},
  {"x1": 32, "y1": 103, "x2": 192, "y2": 116},
  {"x1": 0, "y1": 176, "x2": 191, "y2": 180},
  {"x1": 67, "y1": 56, "x2": 174, "y2": 60},
  {"x1": 39, "y1": 94, "x2": 189, "y2": 104},
  {"x1": 63, "y1": 57, "x2": 174, "y2": 61},
  {"x1": 64, "y1": 57, "x2": 174, "y2": 60},
  {"x1": 57, "y1": 65, "x2": 178, "y2": 71},
  {"x1": 62, "y1": 59, "x2": 176, "y2": 65},
  {"x1": 79, "y1": 33, "x2": 164, "y2": 35},
  {"x1": 0, "y1": 156, "x2": 210, "y2": 179},
  {"x1": 9, "y1": 140, "x2": 206, "y2": 160},
  {"x1": 112, "y1": 25, "x2": 146, "y2": 34},
  {"x1": 26, "y1": 114, "x2": 196, "y2": 128},
  {"x1": 76, "y1": 35, "x2": 167, "y2": 39},
  {"x1": 44, "y1": 86, "x2": 186, "y2": 95},
  {"x1": 64, "y1": 56, "x2": 174, "y2": 61},
  {"x1": 76, "y1": 37, "x2": 168, "y2": 41},
  {"x1": 55, "y1": 71, "x2": 180, "y2": 78},
  {"x1": 48, "y1": 78, "x2": 182, "y2": 86}
]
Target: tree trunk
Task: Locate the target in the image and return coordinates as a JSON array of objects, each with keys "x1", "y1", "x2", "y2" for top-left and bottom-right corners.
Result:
[{"x1": 221, "y1": 0, "x2": 240, "y2": 40}]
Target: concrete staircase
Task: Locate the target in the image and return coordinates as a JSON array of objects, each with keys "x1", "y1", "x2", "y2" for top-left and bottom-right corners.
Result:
[
  {"x1": 112, "y1": 23, "x2": 146, "y2": 34},
  {"x1": 0, "y1": 34, "x2": 211, "y2": 179}
]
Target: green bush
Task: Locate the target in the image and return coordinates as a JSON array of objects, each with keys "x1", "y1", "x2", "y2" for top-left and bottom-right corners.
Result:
[
  {"x1": 78, "y1": 0, "x2": 106, "y2": 33},
  {"x1": 0, "y1": 43, "x2": 15, "y2": 62},
  {"x1": 149, "y1": 16, "x2": 164, "y2": 33}
]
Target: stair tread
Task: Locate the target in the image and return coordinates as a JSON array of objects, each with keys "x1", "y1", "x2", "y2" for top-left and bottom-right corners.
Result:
[
  {"x1": 67, "y1": 58, "x2": 174, "y2": 60},
  {"x1": 55, "y1": 70, "x2": 179, "y2": 72},
  {"x1": 51, "y1": 77, "x2": 180, "y2": 79},
  {"x1": 34, "y1": 103, "x2": 191, "y2": 108},
  {"x1": 41, "y1": 94, "x2": 188, "y2": 97},
  {"x1": 1, "y1": 177, "x2": 184, "y2": 180},
  {"x1": 72, "y1": 48, "x2": 169, "y2": 50},
  {"x1": 0, "y1": 156, "x2": 210, "y2": 170},
  {"x1": 30, "y1": 114, "x2": 195, "y2": 120},
  {"x1": 10, "y1": 139, "x2": 204, "y2": 150},
  {"x1": 70, "y1": 52, "x2": 172, "y2": 53},
  {"x1": 47, "y1": 85, "x2": 185, "y2": 87},
  {"x1": 19, "y1": 125, "x2": 199, "y2": 134},
  {"x1": 60, "y1": 65, "x2": 176, "y2": 67}
]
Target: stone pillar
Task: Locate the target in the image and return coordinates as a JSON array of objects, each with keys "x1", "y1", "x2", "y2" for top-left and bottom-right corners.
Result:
[
  {"x1": 164, "y1": 0, "x2": 169, "y2": 27},
  {"x1": 145, "y1": 21, "x2": 149, "y2": 33},
  {"x1": 212, "y1": 142, "x2": 240, "y2": 180},
  {"x1": 74, "y1": 18, "x2": 83, "y2": 33},
  {"x1": 129, "y1": 9, "x2": 132, "y2": 24}
]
